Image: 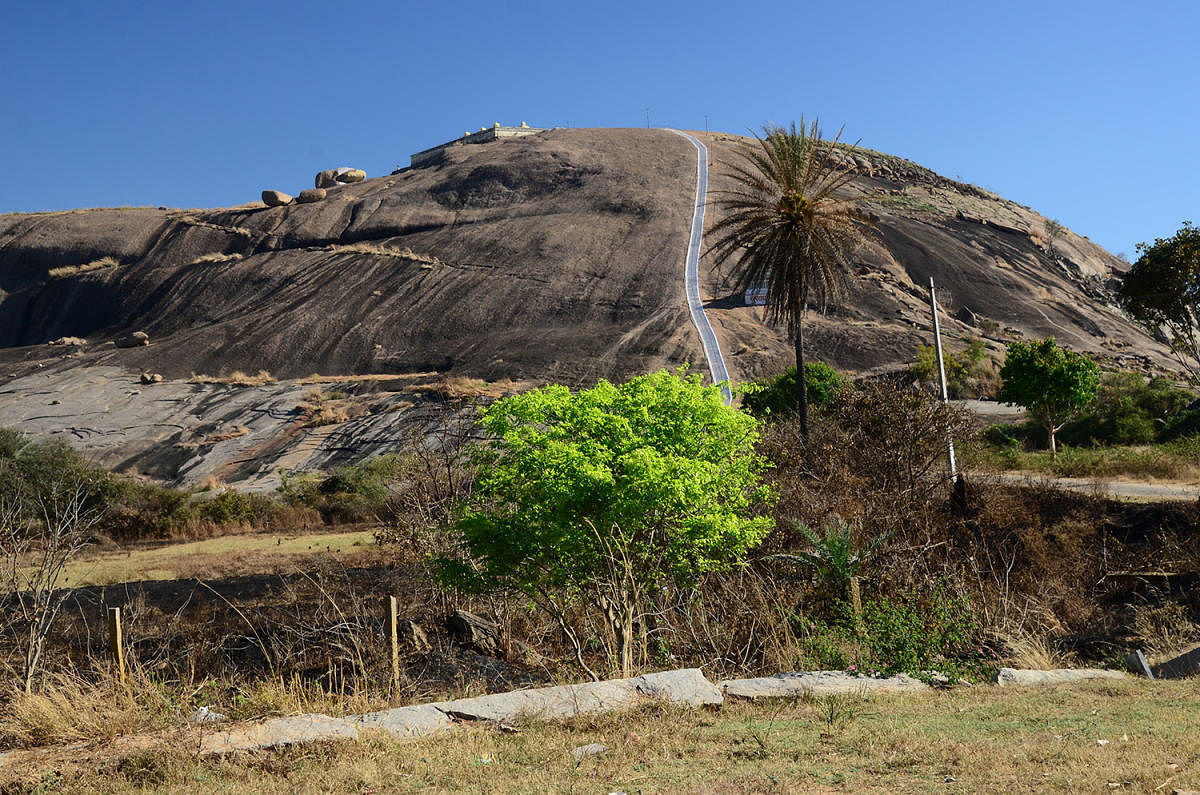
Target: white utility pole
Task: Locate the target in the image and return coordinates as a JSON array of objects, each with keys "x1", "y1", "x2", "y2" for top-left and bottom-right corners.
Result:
[{"x1": 929, "y1": 277, "x2": 958, "y2": 478}]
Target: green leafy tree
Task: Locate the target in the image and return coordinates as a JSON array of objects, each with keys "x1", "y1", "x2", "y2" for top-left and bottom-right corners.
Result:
[
  {"x1": 998, "y1": 338, "x2": 1100, "y2": 457},
  {"x1": 437, "y1": 369, "x2": 773, "y2": 678},
  {"x1": 707, "y1": 120, "x2": 877, "y2": 440},
  {"x1": 1118, "y1": 221, "x2": 1200, "y2": 379},
  {"x1": 740, "y1": 361, "x2": 845, "y2": 418}
]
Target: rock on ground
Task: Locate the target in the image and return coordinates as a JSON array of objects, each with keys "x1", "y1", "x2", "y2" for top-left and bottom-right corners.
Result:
[
  {"x1": 993, "y1": 668, "x2": 1126, "y2": 686},
  {"x1": 1151, "y1": 644, "x2": 1200, "y2": 679},
  {"x1": 114, "y1": 331, "x2": 149, "y2": 348},
  {"x1": 431, "y1": 668, "x2": 721, "y2": 723},
  {"x1": 335, "y1": 167, "x2": 366, "y2": 183},
  {"x1": 314, "y1": 169, "x2": 339, "y2": 188},
  {"x1": 261, "y1": 190, "x2": 292, "y2": 207},
  {"x1": 296, "y1": 188, "x2": 326, "y2": 203},
  {"x1": 720, "y1": 671, "x2": 930, "y2": 700}
]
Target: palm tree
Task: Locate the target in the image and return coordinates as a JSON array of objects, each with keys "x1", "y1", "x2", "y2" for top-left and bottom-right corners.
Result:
[{"x1": 707, "y1": 119, "x2": 876, "y2": 439}]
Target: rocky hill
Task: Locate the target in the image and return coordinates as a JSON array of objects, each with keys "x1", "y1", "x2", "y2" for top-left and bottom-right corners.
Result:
[{"x1": 0, "y1": 127, "x2": 1177, "y2": 487}]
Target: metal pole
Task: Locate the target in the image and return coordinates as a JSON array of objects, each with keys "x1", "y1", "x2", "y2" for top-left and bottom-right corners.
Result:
[{"x1": 929, "y1": 277, "x2": 958, "y2": 478}]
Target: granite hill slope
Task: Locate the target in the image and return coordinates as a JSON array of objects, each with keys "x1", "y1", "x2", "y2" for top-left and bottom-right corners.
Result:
[{"x1": 0, "y1": 127, "x2": 1178, "y2": 486}]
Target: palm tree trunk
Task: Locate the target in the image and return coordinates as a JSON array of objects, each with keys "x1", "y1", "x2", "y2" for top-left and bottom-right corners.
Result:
[{"x1": 794, "y1": 319, "x2": 809, "y2": 441}]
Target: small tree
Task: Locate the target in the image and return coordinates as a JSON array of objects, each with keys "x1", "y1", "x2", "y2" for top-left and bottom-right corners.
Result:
[
  {"x1": 0, "y1": 431, "x2": 105, "y2": 692},
  {"x1": 436, "y1": 369, "x2": 773, "y2": 679},
  {"x1": 1118, "y1": 221, "x2": 1200, "y2": 379},
  {"x1": 998, "y1": 338, "x2": 1100, "y2": 457}
]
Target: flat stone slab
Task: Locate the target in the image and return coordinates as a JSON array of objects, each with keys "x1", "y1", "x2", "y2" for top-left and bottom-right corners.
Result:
[
  {"x1": 200, "y1": 713, "x2": 360, "y2": 755},
  {"x1": 431, "y1": 668, "x2": 721, "y2": 722},
  {"x1": 720, "y1": 671, "x2": 930, "y2": 700},
  {"x1": 993, "y1": 667, "x2": 1126, "y2": 686},
  {"x1": 350, "y1": 704, "x2": 454, "y2": 738},
  {"x1": 1151, "y1": 644, "x2": 1200, "y2": 680}
]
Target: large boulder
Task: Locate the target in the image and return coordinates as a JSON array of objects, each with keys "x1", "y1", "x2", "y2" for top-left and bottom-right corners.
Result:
[
  {"x1": 296, "y1": 188, "x2": 327, "y2": 204},
  {"x1": 315, "y1": 169, "x2": 339, "y2": 189},
  {"x1": 335, "y1": 168, "x2": 366, "y2": 184},
  {"x1": 114, "y1": 331, "x2": 149, "y2": 348},
  {"x1": 261, "y1": 190, "x2": 292, "y2": 207}
]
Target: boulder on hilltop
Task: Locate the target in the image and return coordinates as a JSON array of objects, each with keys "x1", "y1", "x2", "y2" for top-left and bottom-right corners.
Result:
[
  {"x1": 297, "y1": 188, "x2": 326, "y2": 204},
  {"x1": 261, "y1": 190, "x2": 292, "y2": 207}
]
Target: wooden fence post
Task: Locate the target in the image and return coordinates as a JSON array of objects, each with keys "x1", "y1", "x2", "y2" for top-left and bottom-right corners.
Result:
[
  {"x1": 388, "y1": 596, "x2": 400, "y2": 693},
  {"x1": 107, "y1": 607, "x2": 126, "y2": 684}
]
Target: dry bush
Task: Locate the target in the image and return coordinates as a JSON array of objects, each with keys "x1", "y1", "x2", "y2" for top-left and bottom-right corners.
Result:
[
  {"x1": 188, "y1": 370, "x2": 276, "y2": 386},
  {"x1": 0, "y1": 666, "x2": 176, "y2": 749},
  {"x1": 189, "y1": 252, "x2": 244, "y2": 266},
  {"x1": 333, "y1": 242, "x2": 441, "y2": 265},
  {"x1": 47, "y1": 256, "x2": 120, "y2": 279},
  {"x1": 295, "y1": 388, "x2": 368, "y2": 428}
]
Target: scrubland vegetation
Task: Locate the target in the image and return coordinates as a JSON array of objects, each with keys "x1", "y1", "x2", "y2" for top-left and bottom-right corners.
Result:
[{"x1": 2, "y1": 365, "x2": 1198, "y2": 788}]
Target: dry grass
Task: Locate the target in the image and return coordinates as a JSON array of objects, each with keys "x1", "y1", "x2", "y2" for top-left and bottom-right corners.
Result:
[
  {"x1": 175, "y1": 215, "x2": 254, "y2": 238},
  {"x1": 189, "y1": 252, "x2": 244, "y2": 266},
  {"x1": 0, "y1": 668, "x2": 176, "y2": 749},
  {"x1": 4, "y1": 679, "x2": 1200, "y2": 792},
  {"x1": 331, "y1": 242, "x2": 441, "y2": 265},
  {"x1": 999, "y1": 632, "x2": 1073, "y2": 670},
  {"x1": 403, "y1": 375, "x2": 526, "y2": 400},
  {"x1": 188, "y1": 370, "x2": 277, "y2": 386},
  {"x1": 35, "y1": 529, "x2": 376, "y2": 587},
  {"x1": 47, "y1": 256, "x2": 120, "y2": 279},
  {"x1": 295, "y1": 388, "x2": 369, "y2": 427}
]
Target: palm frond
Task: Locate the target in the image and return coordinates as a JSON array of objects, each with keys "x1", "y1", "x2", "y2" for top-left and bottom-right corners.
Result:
[{"x1": 706, "y1": 119, "x2": 877, "y2": 330}]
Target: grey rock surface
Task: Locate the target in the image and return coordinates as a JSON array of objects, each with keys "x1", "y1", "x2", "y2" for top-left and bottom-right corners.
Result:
[
  {"x1": 431, "y1": 668, "x2": 722, "y2": 722},
  {"x1": 570, "y1": 742, "x2": 608, "y2": 761},
  {"x1": 188, "y1": 706, "x2": 228, "y2": 724},
  {"x1": 720, "y1": 671, "x2": 930, "y2": 700},
  {"x1": 0, "y1": 366, "x2": 475, "y2": 491},
  {"x1": 200, "y1": 713, "x2": 360, "y2": 754},
  {"x1": 447, "y1": 609, "x2": 503, "y2": 656},
  {"x1": 993, "y1": 667, "x2": 1126, "y2": 686},
  {"x1": 1151, "y1": 644, "x2": 1200, "y2": 679},
  {"x1": 637, "y1": 668, "x2": 723, "y2": 706},
  {"x1": 351, "y1": 704, "x2": 453, "y2": 738}
]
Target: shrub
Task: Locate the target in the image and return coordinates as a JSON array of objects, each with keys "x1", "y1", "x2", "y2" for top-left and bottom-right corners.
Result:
[
  {"x1": 909, "y1": 335, "x2": 998, "y2": 399},
  {"x1": 740, "y1": 362, "x2": 845, "y2": 418},
  {"x1": 437, "y1": 369, "x2": 773, "y2": 678},
  {"x1": 796, "y1": 587, "x2": 990, "y2": 683}
]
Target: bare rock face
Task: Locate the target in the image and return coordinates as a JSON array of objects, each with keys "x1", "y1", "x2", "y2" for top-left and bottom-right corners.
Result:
[
  {"x1": 314, "y1": 169, "x2": 339, "y2": 188},
  {"x1": 336, "y1": 168, "x2": 366, "y2": 184},
  {"x1": 296, "y1": 188, "x2": 326, "y2": 204},
  {"x1": 261, "y1": 190, "x2": 292, "y2": 207},
  {"x1": 114, "y1": 331, "x2": 149, "y2": 348}
]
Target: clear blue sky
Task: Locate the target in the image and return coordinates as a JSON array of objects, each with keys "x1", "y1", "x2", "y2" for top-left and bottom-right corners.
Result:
[{"x1": 3, "y1": 0, "x2": 1196, "y2": 258}]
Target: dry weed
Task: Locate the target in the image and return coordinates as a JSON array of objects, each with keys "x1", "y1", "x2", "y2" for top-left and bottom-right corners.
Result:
[
  {"x1": 189, "y1": 252, "x2": 244, "y2": 265},
  {"x1": 188, "y1": 370, "x2": 277, "y2": 386},
  {"x1": 47, "y1": 257, "x2": 120, "y2": 279}
]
